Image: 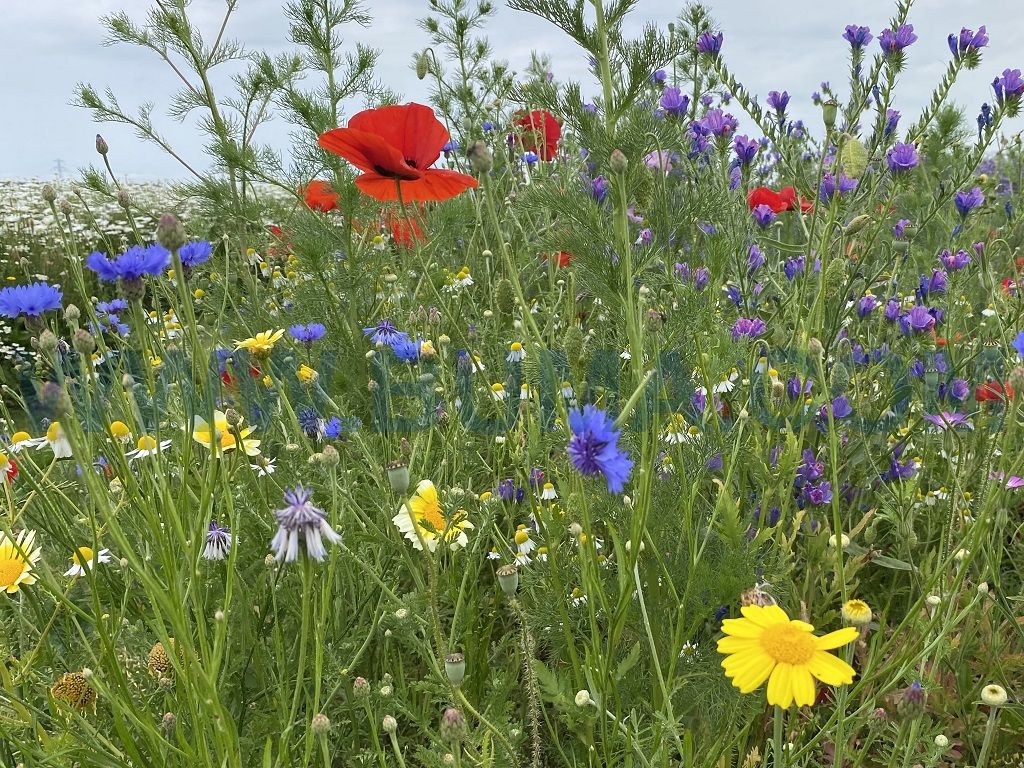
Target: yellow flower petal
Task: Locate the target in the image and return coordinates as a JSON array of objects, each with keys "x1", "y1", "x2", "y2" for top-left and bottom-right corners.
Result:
[
  {"x1": 790, "y1": 665, "x2": 817, "y2": 707},
  {"x1": 767, "y1": 663, "x2": 794, "y2": 708},
  {"x1": 814, "y1": 627, "x2": 859, "y2": 650},
  {"x1": 808, "y1": 651, "x2": 856, "y2": 686}
]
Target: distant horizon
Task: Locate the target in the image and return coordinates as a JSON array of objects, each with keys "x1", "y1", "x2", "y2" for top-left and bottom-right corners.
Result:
[{"x1": 2, "y1": 1, "x2": 1022, "y2": 178}]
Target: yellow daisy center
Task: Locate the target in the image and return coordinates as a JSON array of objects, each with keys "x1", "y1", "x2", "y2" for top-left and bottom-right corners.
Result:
[
  {"x1": 137, "y1": 435, "x2": 158, "y2": 452},
  {"x1": 73, "y1": 547, "x2": 95, "y2": 566},
  {"x1": 0, "y1": 556, "x2": 27, "y2": 586},
  {"x1": 760, "y1": 623, "x2": 817, "y2": 665}
]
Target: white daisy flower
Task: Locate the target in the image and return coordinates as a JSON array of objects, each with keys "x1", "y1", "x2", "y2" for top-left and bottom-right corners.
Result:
[{"x1": 64, "y1": 546, "x2": 112, "y2": 577}]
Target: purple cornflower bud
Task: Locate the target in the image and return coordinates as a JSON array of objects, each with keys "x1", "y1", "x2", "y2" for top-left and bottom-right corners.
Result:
[
  {"x1": 886, "y1": 142, "x2": 919, "y2": 173},
  {"x1": 842, "y1": 25, "x2": 873, "y2": 50},
  {"x1": 879, "y1": 24, "x2": 918, "y2": 55},
  {"x1": 884, "y1": 108, "x2": 901, "y2": 137}
]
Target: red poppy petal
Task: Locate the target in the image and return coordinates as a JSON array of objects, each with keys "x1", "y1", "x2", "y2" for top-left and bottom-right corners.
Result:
[
  {"x1": 348, "y1": 103, "x2": 449, "y2": 172},
  {"x1": 318, "y1": 128, "x2": 420, "y2": 180},
  {"x1": 356, "y1": 169, "x2": 478, "y2": 202},
  {"x1": 748, "y1": 187, "x2": 788, "y2": 213},
  {"x1": 302, "y1": 180, "x2": 339, "y2": 212}
]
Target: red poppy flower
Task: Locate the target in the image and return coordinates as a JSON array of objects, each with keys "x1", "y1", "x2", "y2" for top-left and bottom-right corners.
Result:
[
  {"x1": 513, "y1": 110, "x2": 561, "y2": 160},
  {"x1": 302, "y1": 180, "x2": 339, "y2": 212},
  {"x1": 318, "y1": 103, "x2": 478, "y2": 202},
  {"x1": 221, "y1": 370, "x2": 236, "y2": 387},
  {"x1": 975, "y1": 382, "x2": 1014, "y2": 402},
  {"x1": 2, "y1": 456, "x2": 16, "y2": 483},
  {"x1": 542, "y1": 251, "x2": 573, "y2": 268},
  {"x1": 388, "y1": 212, "x2": 425, "y2": 249},
  {"x1": 747, "y1": 186, "x2": 812, "y2": 214}
]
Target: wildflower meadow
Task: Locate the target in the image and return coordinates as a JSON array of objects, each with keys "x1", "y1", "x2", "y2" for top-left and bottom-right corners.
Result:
[{"x1": 3, "y1": 1, "x2": 1024, "y2": 766}]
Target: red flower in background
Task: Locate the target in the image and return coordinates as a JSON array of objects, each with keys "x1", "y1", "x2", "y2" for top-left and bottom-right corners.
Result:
[
  {"x1": 543, "y1": 251, "x2": 573, "y2": 268},
  {"x1": 513, "y1": 110, "x2": 561, "y2": 160},
  {"x1": 748, "y1": 186, "x2": 812, "y2": 214},
  {"x1": 1, "y1": 455, "x2": 16, "y2": 483},
  {"x1": 388, "y1": 212, "x2": 425, "y2": 249},
  {"x1": 975, "y1": 382, "x2": 1014, "y2": 402},
  {"x1": 302, "y1": 180, "x2": 339, "y2": 212},
  {"x1": 318, "y1": 103, "x2": 478, "y2": 202}
]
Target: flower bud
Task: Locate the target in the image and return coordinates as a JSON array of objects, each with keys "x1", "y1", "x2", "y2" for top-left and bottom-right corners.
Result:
[
  {"x1": 386, "y1": 460, "x2": 410, "y2": 494},
  {"x1": 64, "y1": 304, "x2": 80, "y2": 324},
  {"x1": 808, "y1": 337, "x2": 824, "y2": 359},
  {"x1": 439, "y1": 707, "x2": 468, "y2": 743},
  {"x1": 155, "y1": 213, "x2": 187, "y2": 253},
  {"x1": 934, "y1": 734, "x2": 949, "y2": 749},
  {"x1": 37, "y1": 330, "x2": 59, "y2": 356},
  {"x1": 59, "y1": 199, "x2": 73, "y2": 217},
  {"x1": 382, "y1": 715, "x2": 398, "y2": 734},
  {"x1": 352, "y1": 677, "x2": 370, "y2": 697},
  {"x1": 224, "y1": 409, "x2": 242, "y2": 428},
  {"x1": 980, "y1": 684, "x2": 1007, "y2": 706},
  {"x1": 444, "y1": 653, "x2": 466, "y2": 686},
  {"x1": 311, "y1": 713, "x2": 331, "y2": 735},
  {"x1": 41, "y1": 184, "x2": 57, "y2": 203},
  {"x1": 73, "y1": 328, "x2": 96, "y2": 356},
  {"x1": 844, "y1": 214, "x2": 872, "y2": 236},
  {"x1": 162, "y1": 712, "x2": 177, "y2": 732},
  {"x1": 467, "y1": 140, "x2": 493, "y2": 174},
  {"x1": 415, "y1": 51, "x2": 431, "y2": 80},
  {"x1": 321, "y1": 445, "x2": 340, "y2": 468},
  {"x1": 897, "y1": 682, "x2": 926, "y2": 716},
  {"x1": 496, "y1": 563, "x2": 519, "y2": 596},
  {"x1": 575, "y1": 689, "x2": 591, "y2": 707},
  {"x1": 610, "y1": 149, "x2": 628, "y2": 174},
  {"x1": 117, "y1": 189, "x2": 132, "y2": 209},
  {"x1": 822, "y1": 99, "x2": 838, "y2": 131},
  {"x1": 95, "y1": 134, "x2": 109, "y2": 156}
]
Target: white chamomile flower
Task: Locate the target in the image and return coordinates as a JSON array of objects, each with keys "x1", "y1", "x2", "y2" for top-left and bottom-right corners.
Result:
[
  {"x1": 64, "y1": 546, "x2": 112, "y2": 578},
  {"x1": 127, "y1": 434, "x2": 172, "y2": 460},
  {"x1": 506, "y1": 341, "x2": 526, "y2": 363},
  {"x1": 540, "y1": 482, "x2": 558, "y2": 500}
]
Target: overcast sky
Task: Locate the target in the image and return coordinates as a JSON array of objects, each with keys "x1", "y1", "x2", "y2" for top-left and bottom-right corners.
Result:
[{"x1": 2, "y1": 0, "x2": 1021, "y2": 180}]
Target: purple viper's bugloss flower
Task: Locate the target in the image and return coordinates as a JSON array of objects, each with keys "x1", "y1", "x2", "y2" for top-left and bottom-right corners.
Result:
[
  {"x1": 884, "y1": 299, "x2": 901, "y2": 322},
  {"x1": 767, "y1": 90, "x2": 790, "y2": 114},
  {"x1": 843, "y1": 25, "x2": 872, "y2": 49},
  {"x1": 939, "y1": 248, "x2": 971, "y2": 270},
  {"x1": 857, "y1": 294, "x2": 879, "y2": 317},
  {"x1": 884, "y1": 108, "x2": 901, "y2": 137},
  {"x1": 879, "y1": 24, "x2": 917, "y2": 54},
  {"x1": 954, "y1": 186, "x2": 984, "y2": 217},
  {"x1": 993, "y1": 69, "x2": 1024, "y2": 105},
  {"x1": 783, "y1": 255, "x2": 806, "y2": 281},
  {"x1": 733, "y1": 134, "x2": 760, "y2": 166},
  {"x1": 747, "y1": 244, "x2": 765, "y2": 275},
  {"x1": 949, "y1": 26, "x2": 988, "y2": 57},
  {"x1": 731, "y1": 316, "x2": 766, "y2": 340},
  {"x1": 900, "y1": 305, "x2": 937, "y2": 334},
  {"x1": 660, "y1": 86, "x2": 690, "y2": 117},
  {"x1": 693, "y1": 267, "x2": 710, "y2": 290},
  {"x1": 696, "y1": 30, "x2": 723, "y2": 55},
  {"x1": 650, "y1": 69, "x2": 667, "y2": 83},
  {"x1": 699, "y1": 108, "x2": 738, "y2": 138},
  {"x1": 893, "y1": 218, "x2": 912, "y2": 239},
  {"x1": 752, "y1": 204, "x2": 776, "y2": 228},
  {"x1": 886, "y1": 142, "x2": 919, "y2": 173},
  {"x1": 819, "y1": 172, "x2": 858, "y2": 203},
  {"x1": 804, "y1": 481, "x2": 833, "y2": 506},
  {"x1": 566, "y1": 405, "x2": 633, "y2": 493},
  {"x1": 591, "y1": 175, "x2": 609, "y2": 203}
]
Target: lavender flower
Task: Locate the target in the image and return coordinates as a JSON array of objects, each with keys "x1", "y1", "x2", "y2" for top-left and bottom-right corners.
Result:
[
  {"x1": 566, "y1": 405, "x2": 633, "y2": 493},
  {"x1": 270, "y1": 486, "x2": 341, "y2": 562}
]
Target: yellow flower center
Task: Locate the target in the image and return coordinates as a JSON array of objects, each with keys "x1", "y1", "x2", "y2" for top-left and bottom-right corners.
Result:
[
  {"x1": 137, "y1": 435, "x2": 158, "y2": 452},
  {"x1": 0, "y1": 556, "x2": 26, "y2": 586},
  {"x1": 760, "y1": 623, "x2": 817, "y2": 665},
  {"x1": 47, "y1": 422, "x2": 63, "y2": 442},
  {"x1": 514, "y1": 530, "x2": 530, "y2": 545},
  {"x1": 11, "y1": 431, "x2": 31, "y2": 445},
  {"x1": 510, "y1": 342, "x2": 523, "y2": 352},
  {"x1": 73, "y1": 547, "x2": 95, "y2": 566}
]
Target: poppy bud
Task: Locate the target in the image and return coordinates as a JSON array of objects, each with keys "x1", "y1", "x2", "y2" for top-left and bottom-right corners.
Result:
[
  {"x1": 839, "y1": 136, "x2": 868, "y2": 179},
  {"x1": 439, "y1": 707, "x2": 468, "y2": 743},
  {"x1": 495, "y1": 278, "x2": 515, "y2": 314},
  {"x1": 496, "y1": 563, "x2": 519, "y2": 596},
  {"x1": 73, "y1": 329, "x2": 96, "y2": 356},
  {"x1": 444, "y1": 653, "x2": 466, "y2": 686},
  {"x1": 117, "y1": 189, "x2": 132, "y2": 209},
  {"x1": 821, "y1": 99, "x2": 838, "y2": 131},
  {"x1": 610, "y1": 149, "x2": 628, "y2": 174},
  {"x1": 845, "y1": 214, "x2": 872, "y2": 236},
  {"x1": 416, "y1": 51, "x2": 431, "y2": 80},
  {"x1": 96, "y1": 134, "x2": 109, "y2": 156},
  {"x1": 467, "y1": 140, "x2": 493, "y2": 174},
  {"x1": 155, "y1": 213, "x2": 187, "y2": 253}
]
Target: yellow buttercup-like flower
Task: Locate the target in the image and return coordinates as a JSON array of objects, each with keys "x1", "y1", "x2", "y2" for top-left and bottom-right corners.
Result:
[
  {"x1": 0, "y1": 530, "x2": 42, "y2": 594},
  {"x1": 717, "y1": 604, "x2": 858, "y2": 708},
  {"x1": 297, "y1": 364, "x2": 318, "y2": 384},
  {"x1": 393, "y1": 480, "x2": 473, "y2": 552},
  {"x1": 192, "y1": 411, "x2": 261, "y2": 457},
  {"x1": 235, "y1": 329, "x2": 284, "y2": 358}
]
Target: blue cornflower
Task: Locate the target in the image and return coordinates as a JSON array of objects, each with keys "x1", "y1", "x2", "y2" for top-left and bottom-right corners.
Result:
[
  {"x1": 270, "y1": 486, "x2": 341, "y2": 562},
  {"x1": 179, "y1": 240, "x2": 213, "y2": 270},
  {"x1": 954, "y1": 187, "x2": 984, "y2": 217},
  {"x1": 297, "y1": 408, "x2": 325, "y2": 440},
  {"x1": 324, "y1": 416, "x2": 345, "y2": 439},
  {"x1": 566, "y1": 405, "x2": 633, "y2": 493},
  {"x1": 0, "y1": 282, "x2": 63, "y2": 319},
  {"x1": 482, "y1": 120, "x2": 495, "y2": 132},
  {"x1": 96, "y1": 299, "x2": 128, "y2": 315},
  {"x1": 289, "y1": 323, "x2": 327, "y2": 345},
  {"x1": 86, "y1": 244, "x2": 170, "y2": 282},
  {"x1": 1013, "y1": 331, "x2": 1024, "y2": 359},
  {"x1": 392, "y1": 336, "x2": 422, "y2": 362},
  {"x1": 202, "y1": 520, "x2": 233, "y2": 560},
  {"x1": 363, "y1": 319, "x2": 407, "y2": 346}
]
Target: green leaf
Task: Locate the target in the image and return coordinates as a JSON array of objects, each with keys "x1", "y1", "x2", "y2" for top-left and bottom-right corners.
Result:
[{"x1": 615, "y1": 641, "x2": 642, "y2": 681}]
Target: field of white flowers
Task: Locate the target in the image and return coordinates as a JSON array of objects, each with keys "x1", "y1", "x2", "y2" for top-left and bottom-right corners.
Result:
[{"x1": 1, "y1": 1, "x2": 1023, "y2": 767}]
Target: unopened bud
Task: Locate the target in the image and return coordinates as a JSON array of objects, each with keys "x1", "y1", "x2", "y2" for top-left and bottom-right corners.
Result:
[
  {"x1": 439, "y1": 707, "x2": 468, "y2": 743},
  {"x1": 496, "y1": 563, "x2": 519, "y2": 596},
  {"x1": 311, "y1": 713, "x2": 331, "y2": 735},
  {"x1": 117, "y1": 189, "x2": 132, "y2": 209},
  {"x1": 224, "y1": 409, "x2": 242, "y2": 427},
  {"x1": 845, "y1": 214, "x2": 872, "y2": 236},
  {"x1": 822, "y1": 99, "x2": 838, "y2": 131},
  {"x1": 73, "y1": 328, "x2": 96, "y2": 356},
  {"x1": 41, "y1": 184, "x2": 57, "y2": 203},
  {"x1": 415, "y1": 51, "x2": 430, "y2": 80},
  {"x1": 37, "y1": 330, "x2": 59, "y2": 356},
  {"x1": 64, "y1": 304, "x2": 80, "y2": 324},
  {"x1": 155, "y1": 213, "x2": 187, "y2": 253},
  {"x1": 321, "y1": 445, "x2": 340, "y2": 468},
  {"x1": 381, "y1": 715, "x2": 398, "y2": 734},
  {"x1": 610, "y1": 149, "x2": 628, "y2": 174},
  {"x1": 59, "y1": 199, "x2": 73, "y2": 217},
  {"x1": 95, "y1": 134, "x2": 109, "y2": 156},
  {"x1": 467, "y1": 140, "x2": 493, "y2": 174}
]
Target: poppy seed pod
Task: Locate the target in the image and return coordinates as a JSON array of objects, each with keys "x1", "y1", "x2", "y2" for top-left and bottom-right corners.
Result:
[
  {"x1": 496, "y1": 563, "x2": 519, "y2": 596},
  {"x1": 444, "y1": 653, "x2": 466, "y2": 686},
  {"x1": 386, "y1": 460, "x2": 410, "y2": 494}
]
